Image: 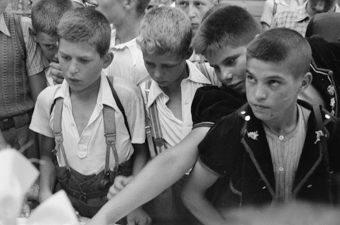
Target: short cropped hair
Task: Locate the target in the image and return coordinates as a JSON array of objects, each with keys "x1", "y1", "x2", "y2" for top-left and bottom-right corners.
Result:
[
  {"x1": 192, "y1": 5, "x2": 260, "y2": 58},
  {"x1": 136, "y1": 0, "x2": 151, "y2": 14},
  {"x1": 247, "y1": 28, "x2": 312, "y2": 78},
  {"x1": 57, "y1": 7, "x2": 111, "y2": 58},
  {"x1": 31, "y1": 0, "x2": 73, "y2": 36},
  {"x1": 137, "y1": 6, "x2": 192, "y2": 58}
]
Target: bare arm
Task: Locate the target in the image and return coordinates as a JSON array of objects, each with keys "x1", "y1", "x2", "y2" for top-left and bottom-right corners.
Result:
[
  {"x1": 182, "y1": 160, "x2": 226, "y2": 225},
  {"x1": 28, "y1": 71, "x2": 47, "y2": 102},
  {"x1": 39, "y1": 135, "x2": 56, "y2": 202},
  {"x1": 88, "y1": 127, "x2": 210, "y2": 225},
  {"x1": 131, "y1": 142, "x2": 149, "y2": 176}
]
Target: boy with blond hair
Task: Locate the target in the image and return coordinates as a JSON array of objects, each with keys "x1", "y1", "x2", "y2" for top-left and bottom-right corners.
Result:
[
  {"x1": 182, "y1": 28, "x2": 340, "y2": 224},
  {"x1": 137, "y1": 6, "x2": 218, "y2": 225},
  {"x1": 88, "y1": 5, "x2": 258, "y2": 225},
  {"x1": 30, "y1": 7, "x2": 148, "y2": 219}
]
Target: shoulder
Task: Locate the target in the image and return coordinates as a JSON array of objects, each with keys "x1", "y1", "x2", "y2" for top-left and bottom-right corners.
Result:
[
  {"x1": 112, "y1": 77, "x2": 143, "y2": 101},
  {"x1": 192, "y1": 86, "x2": 247, "y2": 126}
]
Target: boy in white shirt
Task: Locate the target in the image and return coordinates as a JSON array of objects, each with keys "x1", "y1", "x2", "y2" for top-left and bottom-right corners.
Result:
[{"x1": 30, "y1": 7, "x2": 148, "y2": 219}]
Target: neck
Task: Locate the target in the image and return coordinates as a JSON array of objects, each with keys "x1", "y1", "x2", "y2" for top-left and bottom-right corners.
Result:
[
  {"x1": 114, "y1": 17, "x2": 142, "y2": 45},
  {"x1": 161, "y1": 64, "x2": 189, "y2": 96},
  {"x1": 70, "y1": 76, "x2": 101, "y2": 101},
  {"x1": 262, "y1": 104, "x2": 299, "y2": 136}
]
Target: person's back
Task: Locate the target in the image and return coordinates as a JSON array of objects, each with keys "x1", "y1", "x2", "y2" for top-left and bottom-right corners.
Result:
[
  {"x1": 30, "y1": 7, "x2": 147, "y2": 219},
  {"x1": 31, "y1": 0, "x2": 74, "y2": 86},
  {"x1": 96, "y1": 0, "x2": 151, "y2": 86}
]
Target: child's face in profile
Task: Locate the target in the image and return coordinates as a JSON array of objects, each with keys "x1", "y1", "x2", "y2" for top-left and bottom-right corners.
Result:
[
  {"x1": 205, "y1": 45, "x2": 247, "y2": 94},
  {"x1": 58, "y1": 39, "x2": 106, "y2": 92},
  {"x1": 245, "y1": 58, "x2": 302, "y2": 124},
  {"x1": 176, "y1": 0, "x2": 214, "y2": 35},
  {"x1": 33, "y1": 32, "x2": 59, "y2": 63},
  {"x1": 142, "y1": 50, "x2": 187, "y2": 88}
]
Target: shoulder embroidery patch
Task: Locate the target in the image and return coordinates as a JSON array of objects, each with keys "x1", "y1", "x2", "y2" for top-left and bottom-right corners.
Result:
[
  {"x1": 314, "y1": 130, "x2": 325, "y2": 144},
  {"x1": 247, "y1": 131, "x2": 259, "y2": 140}
]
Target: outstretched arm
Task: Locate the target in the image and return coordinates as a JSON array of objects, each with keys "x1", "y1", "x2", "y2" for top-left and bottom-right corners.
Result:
[
  {"x1": 88, "y1": 127, "x2": 210, "y2": 225},
  {"x1": 182, "y1": 160, "x2": 226, "y2": 225}
]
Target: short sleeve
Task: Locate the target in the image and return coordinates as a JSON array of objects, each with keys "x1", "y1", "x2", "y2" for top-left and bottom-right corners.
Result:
[
  {"x1": 191, "y1": 86, "x2": 246, "y2": 128},
  {"x1": 21, "y1": 17, "x2": 49, "y2": 76},
  {"x1": 198, "y1": 113, "x2": 242, "y2": 176},
  {"x1": 261, "y1": 0, "x2": 275, "y2": 26},
  {"x1": 29, "y1": 86, "x2": 59, "y2": 137}
]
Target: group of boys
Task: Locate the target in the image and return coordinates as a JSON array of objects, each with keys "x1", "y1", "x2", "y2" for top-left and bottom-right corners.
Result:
[{"x1": 1, "y1": 0, "x2": 340, "y2": 224}]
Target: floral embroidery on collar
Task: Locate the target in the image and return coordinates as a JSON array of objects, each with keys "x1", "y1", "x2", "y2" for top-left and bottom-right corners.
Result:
[
  {"x1": 247, "y1": 131, "x2": 259, "y2": 140},
  {"x1": 314, "y1": 130, "x2": 325, "y2": 144}
]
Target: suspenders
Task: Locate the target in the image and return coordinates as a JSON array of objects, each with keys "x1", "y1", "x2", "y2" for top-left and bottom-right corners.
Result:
[
  {"x1": 145, "y1": 80, "x2": 166, "y2": 158},
  {"x1": 52, "y1": 76, "x2": 130, "y2": 176}
]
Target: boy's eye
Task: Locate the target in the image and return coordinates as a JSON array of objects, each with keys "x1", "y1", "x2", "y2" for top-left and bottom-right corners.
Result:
[
  {"x1": 246, "y1": 74, "x2": 256, "y2": 83},
  {"x1": 268, "y1": 80, "x2": 280, "y2": 86},
  {"x1": 224, "y1": 58, "x2": 236, "y2": 66},
  {"x1": 79, "y1": 58, "x2": 89, "y2": 64},
  {"x1": 194, "y1": 2, "x2": 204, "y2": 7},
  {"x1": 45, "y1": 45, "x2": 56, "y2": 50},
  {"x1": 177, "y1": 1, "x2": 188, "y2": 7},
  {"x1": 60, "y1": 55, "x2": 70, "y2": 61}
]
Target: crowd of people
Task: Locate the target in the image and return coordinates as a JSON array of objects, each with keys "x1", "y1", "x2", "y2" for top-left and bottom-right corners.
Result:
[{"x1": 1, "y1": 0, "x2": 340, "y2": 224}]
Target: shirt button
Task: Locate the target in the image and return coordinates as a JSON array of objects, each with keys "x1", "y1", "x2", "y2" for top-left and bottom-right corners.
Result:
[{"x1": 279, "y1": 167, "x2": 284, "y2": 172}]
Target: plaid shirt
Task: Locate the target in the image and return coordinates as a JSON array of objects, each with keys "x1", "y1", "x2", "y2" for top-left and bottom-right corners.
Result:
[{"x1": 272, "y1": 1, "x2": 340, "y2": 36}]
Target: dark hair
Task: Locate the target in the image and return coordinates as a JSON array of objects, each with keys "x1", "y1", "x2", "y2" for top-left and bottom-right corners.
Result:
[
  {"x1": 31, "y1": 0, "x2": 74, "y2": 36},
  {"x1": 247, "y1": 28, "x2": 312, "y2": 78},
  {"x1": 136, "y1": 0, "x2": 151, "y2": 15},
  {"x1": 57, "y1": 7, "x2": 111, "y2": 57},
  {"x1": 192, "y1": 4, "x2": 260, "y2": 57}
]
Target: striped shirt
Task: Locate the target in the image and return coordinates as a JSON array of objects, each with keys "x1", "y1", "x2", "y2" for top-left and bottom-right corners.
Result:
[{"x1": 264, "y1": 105, "x2": 310, "y2": 202}]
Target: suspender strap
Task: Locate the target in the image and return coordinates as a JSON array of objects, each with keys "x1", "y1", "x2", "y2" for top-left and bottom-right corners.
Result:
[
  {"x1": 145, "y1": 80, "x2": 166, "y2": 157},
  {"x1": 52, "y1": 98, "x2": 71, "y2": 172},
  {"x1": 144, "y1": 104, "x2": 157, "y2": 158},
  {"x1": 313, "y1": 105, "x2": 333, "y2": 203},
  {"x1": 103, "y1": 104, "x2": 120, "y2": 176},
  {"x1": 106, "y1": 76, "x2": 131, "y2": 139}
]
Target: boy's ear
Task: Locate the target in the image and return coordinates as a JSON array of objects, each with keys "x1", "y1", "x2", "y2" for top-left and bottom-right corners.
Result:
[
  {"x1": 102, "y1": 51, "x2": 114, "y2": 69},
  {"x1": 29, "y1": 29, "x2": 38, "y2": 42},
  {"x1": 185, "y1": 47, "x2": 194, "y2": 60},
  {"x1": 298, "y1": 72, "x2": 313, "y2": 93},
  {"x1": 123, "y1": 0, "x2": 133, "y2": 10}
]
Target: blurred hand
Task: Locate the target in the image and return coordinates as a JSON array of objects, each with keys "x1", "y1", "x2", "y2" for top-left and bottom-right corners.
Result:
[
  {"x1": 50, "y1": 62, "x2": 64, "y2": 85},
  {"x1": 107, "y1": 175, "x2": 134, "y2": 200},
  {"x1": 127, "y1": 207, "x2": 152, "y2": 225}
]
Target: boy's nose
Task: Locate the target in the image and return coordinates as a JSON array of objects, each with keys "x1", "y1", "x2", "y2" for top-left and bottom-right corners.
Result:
[
  {"x1": 187, "y1": 4, "x2": 196, "y2": 18},
  {"x1": 254, "y1": 86, "x2": 267, "y2": 101}
]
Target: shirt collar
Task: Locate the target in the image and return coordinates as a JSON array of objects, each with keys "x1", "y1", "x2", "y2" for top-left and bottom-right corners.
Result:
[
  {"x1": 0, "y1": 13, "x2": 11, "y2": 36},
  {"x1": 54, "y1": 72, "x2": 118, "y2": 110},
  {"x1": 146, "y1": 60, "x2": 212, "y2": 107},
  {"x1": 109, "y1": 29, "x2": 140, "y2": 66},
  {"x1": 295, "y1": 1, "x2": 310, "y2": 22}
]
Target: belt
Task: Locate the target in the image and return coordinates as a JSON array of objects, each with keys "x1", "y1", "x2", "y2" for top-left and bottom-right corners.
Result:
[{"x1": 0, "y1": 112, "x2": 31, "y2": 131}]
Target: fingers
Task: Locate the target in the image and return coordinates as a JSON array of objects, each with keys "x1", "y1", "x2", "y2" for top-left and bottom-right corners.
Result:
[
  {"x1": 50, "y1": 62, "x2": 64, "y2": 85},
  {"x1": 107, "y1": 175, "x2": 134, "y2": 199}
]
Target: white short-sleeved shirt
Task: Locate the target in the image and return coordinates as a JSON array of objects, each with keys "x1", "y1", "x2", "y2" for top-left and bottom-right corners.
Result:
[
  {"x1": 103, "y1": 29, "x2": 150, "y2": 86},
  {"x1": 140, "y1": 60, "x2": 212, "y2": 149},
  {"x1": 30, "y1": 73, "x2": 145, "y2": 175}
]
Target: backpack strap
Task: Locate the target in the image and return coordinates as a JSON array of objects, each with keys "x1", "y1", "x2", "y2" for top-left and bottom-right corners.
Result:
[
  {"x1": 273, "y1": 1, "x2": 277, "y2": 16},
  {"x1": 313, "y1": 105, "x2": 333, "y2": 203},
  {"x1": 13, "y1": 14, "x2": 27, "y2": 60},
  {"x1": 145, "y1": 80, "x2": 166, "y2": 158},
  {"x1": 106, "y1": 76, "x2": 131, "y2": 139}
]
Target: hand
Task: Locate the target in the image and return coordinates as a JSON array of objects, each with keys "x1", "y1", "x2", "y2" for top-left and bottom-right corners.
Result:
[
  {"x1": 127, "y1": 207, "x2": 152, "y2": 225},
  {"x1": 50, "y1": 62, "x2": 64, "y2": 85},
  {"x1": 107, "y1": 175, "x2": 134, "y2": 200}
]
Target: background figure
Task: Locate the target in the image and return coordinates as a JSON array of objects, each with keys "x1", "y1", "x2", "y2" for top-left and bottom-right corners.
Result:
[
  {"x1": 305, "y1": 12, "x2": 340, "y2": 42},
  {"x1": 272, "y1": 0, "x2": 340, "y2": 36},
  {"x1": 261, "y1": 0, "x2": 305, "y2": 32}
]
